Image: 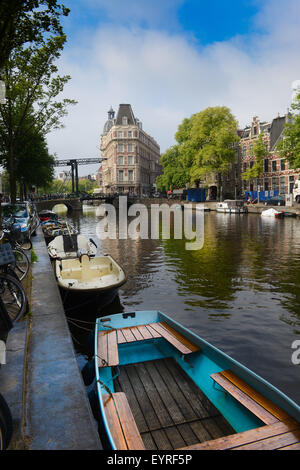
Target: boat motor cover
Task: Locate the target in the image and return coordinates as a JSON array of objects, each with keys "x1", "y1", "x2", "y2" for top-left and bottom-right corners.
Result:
[{"x1": 63, "y1": 234, "x2": 78, "y2": 252}]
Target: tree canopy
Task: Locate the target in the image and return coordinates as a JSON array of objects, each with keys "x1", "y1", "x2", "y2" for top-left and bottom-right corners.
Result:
[
  {"x1": 0, "y1": 0, "x2": 69, "y2": 71},
  {"x1": 157, "y1": 106, "x2": 239, "y2": 196},
  {"x1": 242, "y1": 132, "x2": 267, "y2": 181},
  {"x1": 277, "y1": 91, "x2": 300, "y2": 169},
  {"x1": 0, "y1": 34, "x2": 76, "y2": 201}
]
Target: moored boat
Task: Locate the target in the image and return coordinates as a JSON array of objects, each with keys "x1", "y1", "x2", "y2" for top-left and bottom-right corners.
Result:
[
  {"x1": 92, "y1": 310, "x2": 300, "y2": 450},
  {"x1": 48, "y1": 233, "x2": 97, "y2": 259},
  {"x1": 55, "y1": 253, "x2": 126, "y2": 294},
  {"x1": 261, "y1": 208, "x2": 284, "y2": 219},
  {"x1": 216, "y1": 200, "x2": 248, "y2": 214}
]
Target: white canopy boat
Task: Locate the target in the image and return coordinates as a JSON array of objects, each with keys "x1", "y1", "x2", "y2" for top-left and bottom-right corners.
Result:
[
  {"x1": 54, "y1": 253, "x2": 126, "y2": 294},
  {"x1": 48, "y1": 234, "x2": 97, "y2": 259},
  {"x1": 216, "y1": 200, "x2": 248, "y2": 213}
]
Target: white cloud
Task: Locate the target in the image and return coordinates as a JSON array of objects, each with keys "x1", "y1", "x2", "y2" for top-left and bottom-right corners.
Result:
[{"x1": 47, "y1": 0, "x2": 300, "y2": 176}]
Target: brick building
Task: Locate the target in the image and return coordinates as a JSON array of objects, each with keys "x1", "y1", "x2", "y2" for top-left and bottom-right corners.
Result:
[
  {"x1": 240, "y1": 114, "x2": 299, "y2": 196},
  {"x1": 100, "y1": 104, "x2": 162, "y2": 195}
]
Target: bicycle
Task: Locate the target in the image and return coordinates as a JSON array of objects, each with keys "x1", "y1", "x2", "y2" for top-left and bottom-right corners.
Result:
[
  {"x1": 0, "y1": 244, "x2": 27, "y2": 323},
  {"x1": 1, "y1": 218, "x2": 32, "y2": 251},
  {"x1": 0, "y1": 229, "x2": 30, "y2": 281}
]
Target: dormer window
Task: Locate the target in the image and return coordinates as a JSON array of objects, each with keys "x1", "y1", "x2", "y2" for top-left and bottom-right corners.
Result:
[
  {"x1": 122, "y1": 116, "x2": 128, "y2": 125},
  {"x1": 253, "y1": 126, "x2": 257, "y2": 135}
]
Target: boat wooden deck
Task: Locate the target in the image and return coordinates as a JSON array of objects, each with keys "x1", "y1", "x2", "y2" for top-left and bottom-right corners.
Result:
[
  {"x1": 98, "y1": 322, "x2": 300, "y2": 450},
  {"x1": 113, "y1": 358, "x2": 235, "y2": 450}
]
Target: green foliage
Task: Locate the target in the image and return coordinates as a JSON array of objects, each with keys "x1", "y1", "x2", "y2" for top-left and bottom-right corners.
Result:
[
  {"x1": 157, "y1": 106, "x2": 239, "y2": 193},
  {"x1": 242, "y1": 133, "x2": 266, "y2": 181},
  {"x1": 277, "y1": 91, "x2": 300, "y2": 169},
  {"x1": 0, "y1": 0, "x2": 69, "y2": 71},
  {"x1": 0, "y1": 34, "x2": 77, "y2": 201}
]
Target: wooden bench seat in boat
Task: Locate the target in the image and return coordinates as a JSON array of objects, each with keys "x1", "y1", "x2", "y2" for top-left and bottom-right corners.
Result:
[
  {"x1": 177, "y1": 369, "x2": 300, "y2": 450},
  {"x1": 103, "y1": 392, "x2": 146, "y2": 450},
  {"x1": 97, "y1": 322, "x2": 200, "y2": 367},
  {"x1": 210, "y1": 370, "x2": 294, "y2": 425}
]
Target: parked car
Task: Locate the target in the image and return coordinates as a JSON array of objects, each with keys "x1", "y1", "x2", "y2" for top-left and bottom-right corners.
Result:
[
  {"x1": 264, "y1": 195, "x2": 286, "y2": 206},
  {"x1": 1, "y1": 201, "x2": 39, "y2": 244}
]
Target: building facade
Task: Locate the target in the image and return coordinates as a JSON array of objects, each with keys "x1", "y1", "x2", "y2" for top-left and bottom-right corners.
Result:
[
  {"x1": 240, "y1": 114, "x2": 299, "y2": 196},
  {"x1": 100, "y1": 104, "x2": 162, "y2": 195}
]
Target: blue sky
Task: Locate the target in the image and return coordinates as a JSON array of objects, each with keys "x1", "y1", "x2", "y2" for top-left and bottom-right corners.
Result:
[{"x1": 47, "y1": 0, "x2": 300, "y2": 175}]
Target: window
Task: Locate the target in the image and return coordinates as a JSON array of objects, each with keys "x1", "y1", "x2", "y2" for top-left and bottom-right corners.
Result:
[
  {"x1": 128, "y1": 143, "x2": 133, "y2": 152},
  {"x1": 118, "y1": 131, "x2": 123, "y2": 138},
  {"x1": 128, "y1": 156, "x2": 134, "y2": 165},
  {"x1": 122, "y1": 117, "x2": 128, "y2": 125},
  {"x1": 265, "y1": 142, "x2": 269, "y2": 152},
  {"x1": 264, "y1": 179, "x2": 269, "y2": 191},
  {"x1": 280, "y1": 176, "x2": 285, "y2": 194},
  {"x1": 118, "y1": 156, "x2": 124, "y2": 165},
  {"x1": 280, "y1": 159, "x2": 285, "y2": 171},
  {"x1": 243, "y1": 163, "x2": 247, "y2": 172},
  {"x1": 250, "y1": 161, "x2": 254, "y2": 168},
  {"x1": 128, "y1": 131, "x2": 132, "y2": 138},
  {"x1": 119, "y1": 170, "x2": 124, "y2": 182},
  {"x1": 264, "y1": 159, "x2": 269, "y2": 172},
  {"x1": 128, "y1": 170, "x2": 134, "y2": 181},
  {"x1": 253, "y1": 126, "x2": 257, "y2": 135},
  {"x1": 118, "y1": 144, "x2": 124, "y2": 152},
  {"x1": 242, "y1": 146, "x2": 246, "y2": 157},
  {"x1": 272, "y1": 177, "x2": 277, "y2": 190},
  {"x1": 272, "y1": 160, "x2": 277, "y2": 172}
]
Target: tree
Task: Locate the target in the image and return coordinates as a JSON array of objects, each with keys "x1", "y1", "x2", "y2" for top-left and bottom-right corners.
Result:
[
  {"x1": 0, "y1": 34, "x2": 76, "y2": 201},
  {"x1": 0, "y1": 0, "x2": 69, "y2": 71},
  {"x1": 277, "y1": 91, "x2": 300, "y2": 170},
  {"x1": 242, "y1": 132, "x2": 267, "y2": 181},
  {"x1": 156, "y1": 145, "x2": 191, "y2": 191},
  {"x1": 187, "y1": 107, "x2": 239, "y2": 198},
  {"x1": 157, "y1": 106, "x2": 239, "y2": 197}
]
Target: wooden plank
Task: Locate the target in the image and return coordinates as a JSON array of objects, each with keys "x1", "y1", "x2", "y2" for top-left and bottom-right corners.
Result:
[
  {"x1": 134, "y1": 362, "x2": 174, "y2": 428},
  {"x1": 103, "y1": 394, "x2": 127, "y2": 450},
  {"x1": 145, "y1": 324, "x2": 161, "y2": 338},
  {"x1": 121, "y1": 327, "x2": 136, "y2": 342},
  {"x1": 177, "y1": 420, "x2": 300, "y2": 450},
  {"x1": 107, "y1": 330, "x2": 119, "y2": 367},
  {"x1": 130, "y1": 326, "x2": 144, "y2": 341},
  {"x1": 97, "y1": 332, "x2": 108, "y2": 367},
  {"x1": 144, "y1": 360, "x2": 186, "y2": 425},
  {"x1": 162, "y1": 358, "x2": 212, "y2": 420},
  {"x1": 112, "y1": 392, "x2": 146, "y2": 450},
  {"x1": 210, "y1": 372, "x2": 279, "y2": 425},
  {"x1": 160, "y1": 322, "x2": 200, "y2": 352},
  {"x1": 117, "y1": 329, "x2": 127, "y2": 344},
  {"x1": 278, "y1": 442, "x2": 300, "y2": 450},
  {"x1": 221, "y1": 370, "x2": 295, "y2": 424},
  {"x1": 149, "y1": 322, "x2": 193, "y2": 354},
  {"x1": 233, "y1": 429, "x2": 300, "y2": 450},
  {"x1": 137, "y1": 324, "x2": 153, "y2": 340},
  {"x1": 114, "y1": 367, "x2": 149, "y2": 433},
  {"x1": 125, "y1": 364, "x2": 162, "y2": 431}
]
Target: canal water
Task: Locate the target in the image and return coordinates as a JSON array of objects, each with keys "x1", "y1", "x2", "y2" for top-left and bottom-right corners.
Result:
[{"x1": 57, "y1": 204, "x2": 300, "y2": 405}]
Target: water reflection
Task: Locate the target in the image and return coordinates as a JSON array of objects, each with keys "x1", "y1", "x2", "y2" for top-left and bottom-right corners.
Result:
[{"x1": 61, "y1": 206, "x2": 300, "y2": 404}]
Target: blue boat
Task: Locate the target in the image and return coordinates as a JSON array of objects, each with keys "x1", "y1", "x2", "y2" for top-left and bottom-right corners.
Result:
[{"x1": 93, "y1": 310, "x2": 300, "y2": 450}]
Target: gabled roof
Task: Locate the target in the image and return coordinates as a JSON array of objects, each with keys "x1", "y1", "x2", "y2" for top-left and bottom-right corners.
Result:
[
  {"x1": 115, "y1": 104, "x2": 136, "y2": 126},
  {"x1": 269, "y1": 116, "x2": 286, "y2": 151}
]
